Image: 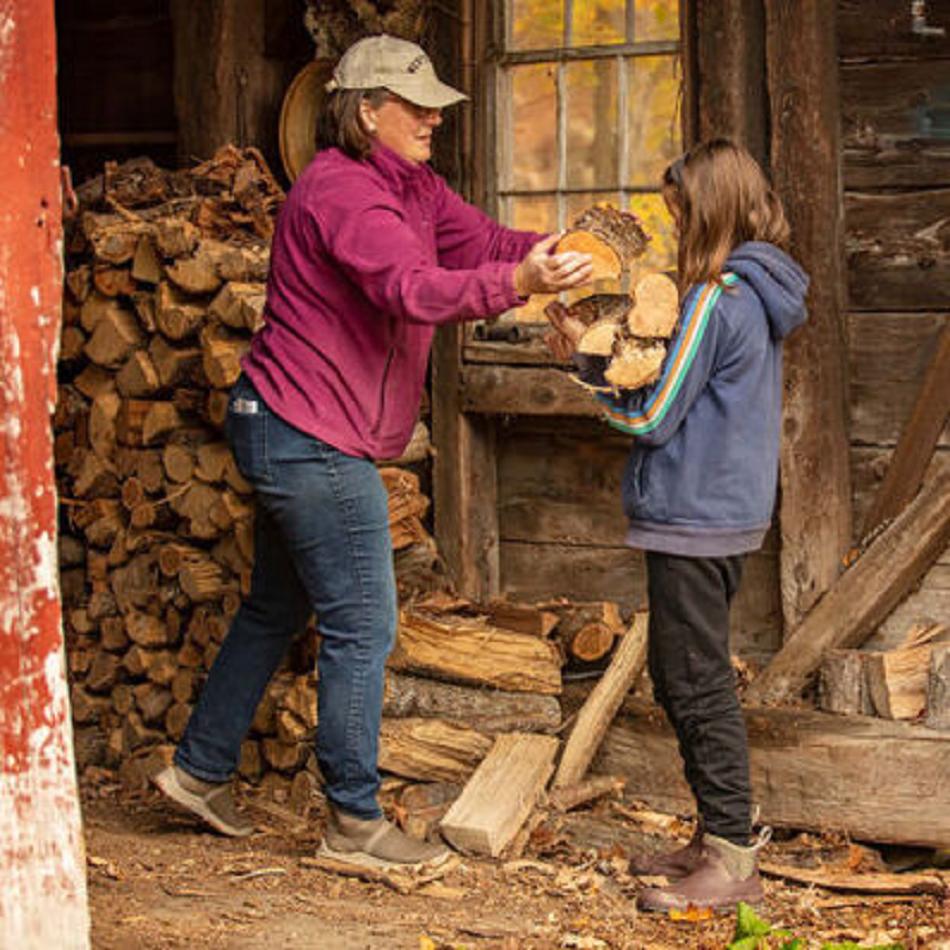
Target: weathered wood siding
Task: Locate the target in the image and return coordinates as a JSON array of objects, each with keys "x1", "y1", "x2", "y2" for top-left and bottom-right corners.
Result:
[{"x1": 840, "y1": 0, "x2": 950, "y2": 648}]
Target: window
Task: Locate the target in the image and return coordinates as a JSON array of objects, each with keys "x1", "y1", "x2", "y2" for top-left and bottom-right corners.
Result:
[{"x1": 488, "y1": 0, "x2": 683, "y2": 321}]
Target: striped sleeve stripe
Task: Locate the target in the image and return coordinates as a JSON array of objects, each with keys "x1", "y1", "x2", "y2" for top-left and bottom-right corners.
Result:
[{"x1": 596, "y1": 275, "x2": 736, "y2": 435}]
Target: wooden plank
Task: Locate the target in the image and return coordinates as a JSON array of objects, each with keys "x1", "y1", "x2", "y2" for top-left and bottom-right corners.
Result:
[
  {"x1": 597, "y1": 698, "x2": 950, "y2": 849},
  {"x1": 692, "y1": 0, "x2": 767, "y2": 161},
  {"x1": 838, "y1": 0, "x2": 950, "y2": 61},
  {"x1": 553, "y1": 613, "x2": 648, "y2": 788},
  {"x1": 767, "y1": 0, "x2": 852, "y2": 631},
  {"x1": 440, "y1": 733, "x2": 558, "y2": 856},
  {"x1": 848, "y1": 313, "x2": 950, "y2": 447},
  {"x1": 0, "y1": 5, "x2": 91, "y2": 945},
  {"x1": 862, "y1": 321, "x2": 950, "y2": 537},
  {"x1": 841, "y1": 60, "x2": 950, "y2": 189},
  {"x1": 746, "y1": 468, "x2": 950, "y2": 704},
  {"x1": 845, "y1": 189, "x2": 950, "y2": 311},
  {"x1": 433, "y1": 326, "x2": 501, "y2": 601},
  {"x1": 462, "y1": 365, "x2": 602, "y2": 417}
]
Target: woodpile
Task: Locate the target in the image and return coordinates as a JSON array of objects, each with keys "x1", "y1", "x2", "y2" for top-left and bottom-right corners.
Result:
[
  {"x1": 55, "y1": 148, "x2": 442, "y2": 797},
  {"x1": 818, "y1": 621, "x2": 950, "y2": 726}
]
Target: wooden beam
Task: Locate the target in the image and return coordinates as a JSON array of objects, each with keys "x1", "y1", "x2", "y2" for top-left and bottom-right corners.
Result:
[
  {"x1": 746, "y1": 468, "x2": 950, "y2": 705},
  {"x1": 440, "y1": 733, "x2": 558, "y2": 856},
  {"x1": 0, "y1": 3, "x2": 90, "y2": 943},
  {"x1": 552, "y1": 613, "x2": 648, "y2": 788},
  {"x1": 462, "y1": 365, "x2": 602, "y2": 417},
  {"x1": 766, "y1": 1, "x2": 852, "y2": 631},
  {"x1": 597, "y1": 698, "x2": 950, "y2": 849},
  {"x1": 863, "y1": 322, "x2": 950, "y2": 539},
  {"x1": 433, "y1": 327, "x2": 501, "y2": 600},
  {"x1": 690, "y1": 0, "x2": 767, "y2": 160}
]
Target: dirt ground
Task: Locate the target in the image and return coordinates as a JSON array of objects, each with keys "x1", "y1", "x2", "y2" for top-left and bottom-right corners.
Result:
[{"x1": 83, "y1": 778, "x2": 949, "y2": 950}]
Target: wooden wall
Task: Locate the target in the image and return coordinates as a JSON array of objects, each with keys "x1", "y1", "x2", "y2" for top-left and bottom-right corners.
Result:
[{"x1": 839, "y1": 0, "x2": 950, "y2": 649}]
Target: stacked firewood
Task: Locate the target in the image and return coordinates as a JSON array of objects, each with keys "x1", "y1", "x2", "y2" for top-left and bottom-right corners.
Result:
[{"x1": 55, "y1": 148, "x2": 441, "y2": 792}]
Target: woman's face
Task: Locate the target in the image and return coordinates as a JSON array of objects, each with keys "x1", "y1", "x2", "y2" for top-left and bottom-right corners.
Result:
[{"x1": 361, "y1": 93, "x2": 443, "y2": 164}]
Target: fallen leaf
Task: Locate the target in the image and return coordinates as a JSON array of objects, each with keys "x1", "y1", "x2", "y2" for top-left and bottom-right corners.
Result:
[{"x1": 669, "y1": 905, "x2": 715, "y2": 922}]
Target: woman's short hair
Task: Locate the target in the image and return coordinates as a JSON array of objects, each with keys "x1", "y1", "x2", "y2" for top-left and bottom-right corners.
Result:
[
  {"x1": 317, "y1": 88, "x2": 389, "y2": 160},
  {"x1": 662, "y1": 139, "x2": 790, "y2": 291}
]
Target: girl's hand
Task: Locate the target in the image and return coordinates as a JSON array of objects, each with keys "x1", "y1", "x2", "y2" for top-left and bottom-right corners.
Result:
[
  {"x1": 514, "y1": 234, "x2": 593, "y2": 296},
  {"x1": 542, "y1": 300, "x2": 586, "y2": 360}
]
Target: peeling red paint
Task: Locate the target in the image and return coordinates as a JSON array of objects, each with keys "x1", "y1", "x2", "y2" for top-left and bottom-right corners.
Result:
[
  {"x1": 0, "y1": 0, "x2": 90, "y2": 944},
  {"x1": 0, "y1": 0, "x2": 63, "y2": 771}
]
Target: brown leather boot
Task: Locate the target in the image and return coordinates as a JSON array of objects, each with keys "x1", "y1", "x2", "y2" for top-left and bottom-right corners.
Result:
[
  {"x1": 637, "y1": 829, "x2": 770, "y2": 913},
  {"x1": 628, "y1": 823, "x2": 703, "y2": 879}
]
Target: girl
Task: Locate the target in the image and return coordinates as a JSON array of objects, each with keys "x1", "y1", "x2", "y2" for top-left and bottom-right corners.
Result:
[{"x1": 545, "y1": 139, "x2": 808, "y2": 912}]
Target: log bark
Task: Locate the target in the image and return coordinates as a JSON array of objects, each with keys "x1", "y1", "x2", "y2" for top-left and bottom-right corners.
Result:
[
  {"x1": 818, "y1": 650, "x2": 873, "y2": 717},
  {"x1": 926, "y1": 644, "x2": 950, "y2": 730},
  {"x1": 383, "y1": 671, "x2": 561, "y2": 734}
]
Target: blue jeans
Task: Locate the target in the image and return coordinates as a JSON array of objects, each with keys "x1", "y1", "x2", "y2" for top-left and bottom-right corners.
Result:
[{"x1": 175, "y1": 375, "x2": 398, "y2": 819}]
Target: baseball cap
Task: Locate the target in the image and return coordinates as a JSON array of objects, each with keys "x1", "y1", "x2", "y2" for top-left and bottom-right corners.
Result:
[{"x1": 325, "y1": 34, "x2": 467, "y2": 109}]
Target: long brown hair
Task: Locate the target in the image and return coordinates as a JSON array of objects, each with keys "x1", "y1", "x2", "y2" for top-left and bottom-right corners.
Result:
[
  {"x1": 662, "y1": 139, "x2": 789, "y2": 292},
  {"x1": 317, "y1": 88, "x2": 389, "y2": 160}
]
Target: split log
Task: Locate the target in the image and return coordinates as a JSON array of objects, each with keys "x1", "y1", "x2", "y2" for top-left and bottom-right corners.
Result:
[
  {"x1": 155, "y1": 281, "x2": 206, "y2": 341},
  {"x1": 378, "y1": 718, "x2": 492, "y2": 783},
  {"x1": 627, "y1": 272, "x2": 680, "y2": 338},
  {"x1": 926, "y1": 644, "x2": 950, "y2": 730},
  {"x1": 92, "y1": 265, "x2": 136, "y2": 298},
  {"x1": 556, "y1": 206, "x2": 650, "y2": 281},
  {"x1": 165, "y1": 242, "x2": 224, "y2": 295},
  {"x1": 603, "y1": 339, "x2": 666, "y2": 390},
  {"x1": 866, "y1": 644, "x2": 932, "y2": 720},
  {"x1": 194, "y1": 442, "x2": 231, "y2": 482},
  {"x1": 131, "y1": 234, "x2": 163, "y2": 284},
  {"x1": 390, "y1": 609, "x2": 562, "y2": 695},
  {"x1": 546, "y1": 774, "x2": 626, "y2": 812},
  {"x1": 162, "y1": 443, "x2": 195, "y2": 482},
  {"x1": 149, "y1": 336, "x2": 201, "y2": 388},
  {"x1": 115, "y1": 350, "x2": 160, "y2": 398},
  {"x1": 383, "y1": 671, "x2": 560, "y2": 734},
  {"x1": 818, "y1": 650, "x2": 873, "y2": 716},
  {"x1": 88, "y1": 391, "x2": 121, "y2": 459},
  {"x1": 125, "y1": 609, "x2": 171, "y2": 648},
  {"x1": 210, "y1": 281, "x2": 266, "y2": 332},
  {"x1": 60, "y1": 325, "x2": 87, "y2": 362},
  {"x1": 84, "y1": 306, "x2": 144, "y2": 369},
  {"x1": 440, "y1": 733, "x2": 558, "y2": 857},
  {"x1": 81, "y1": 212, "x2": 148, "y2": 264},
  {"x1": 153, "y1": 218, "x2": 199, "y2": 258},
  {"x1": 746, "y1": 468, "x2": 950, "y2": 705},
  {"x1": 552, "y1": 612, "x2": 648, "y2": 788}
]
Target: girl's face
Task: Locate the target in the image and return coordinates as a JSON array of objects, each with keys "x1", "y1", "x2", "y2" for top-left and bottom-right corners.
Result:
[{"x1": 360, "y1": 93, "x2": 443, "y2": 164}]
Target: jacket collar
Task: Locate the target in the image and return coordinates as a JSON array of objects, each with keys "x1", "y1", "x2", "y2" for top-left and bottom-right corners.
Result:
[{"x1": 367, "y1": 143, "x2": 428, "y2": 191}]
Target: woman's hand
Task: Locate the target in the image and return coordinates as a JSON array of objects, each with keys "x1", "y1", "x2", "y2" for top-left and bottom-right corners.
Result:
[
  {"x1": 542, "y1": 300, "x2": 587, "y2": 361},
  {"x1": 514, "y1": 234, "x2": 593, "y2": 297}
]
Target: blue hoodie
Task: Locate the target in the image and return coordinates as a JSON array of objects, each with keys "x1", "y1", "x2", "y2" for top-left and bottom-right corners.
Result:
[{"x1": 575, "y1": 241, "x2": 809, "y2": 557}]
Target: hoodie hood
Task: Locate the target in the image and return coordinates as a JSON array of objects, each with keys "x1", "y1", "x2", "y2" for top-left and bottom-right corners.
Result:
[{"x1": 726, "y1": 241, "x2": 809, "y2": 340}]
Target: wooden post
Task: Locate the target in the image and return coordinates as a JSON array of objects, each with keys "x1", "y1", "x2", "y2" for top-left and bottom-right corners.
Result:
[
  {"x1": 689, "y1": 0, "x2": 768, "y2": 162},
  {"x1": 0, "y1": 3, "x2": 91, "y2": 945},
  {"x1": 765, "y1": 1, "x2": 852, "y2": 631}
]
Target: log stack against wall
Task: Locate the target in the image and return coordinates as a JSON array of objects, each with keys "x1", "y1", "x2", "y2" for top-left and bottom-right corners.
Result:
[{"x1": 55, "y1": 149, "x2": 445, "y2": 799}]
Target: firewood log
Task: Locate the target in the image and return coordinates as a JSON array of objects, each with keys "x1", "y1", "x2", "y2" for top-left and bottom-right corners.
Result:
[
  {"x1": 89, "y1": 391, "x2": 121, "y2": 459},
  {"x1": 66, "y1": 264, "x2": 92, "y2": 302},
  {"x1": 125, "y1": 609, "x2": 171, "y2": 648},
  {"x1": 195, "y1": 442, "x2": 231, "y2": 482},
  {"x1": 131, "y1": 234, "x2": 163, "y2": 284},
  {"x1": 210, "y1": 281, "x2": 266, "y2": 332},
  {"x1": 577, "y1": 319, "x2": 621, "y2": 357},
  {"x1": 148, "y1": 335, "x2": 201, "y2": 388},
  {"x1": 61, "y1": 325, "x2": 87, "y2": 362},
  {"x1": 133, "y1": 683, "x2": 173, "y2": 725},
  {"x1": 165, "y1": 702, "x2": 192, "y2": 740},
  {"x1": 200, "y1": 324, "x2": 249, "y2": 389},
  {"x1": 378, "y1": 718, "x2": 492, "y2": 783},
  {"x1": 155, "y1": 281, "x2": 206, "y2": 341},
  {"x1": 556, "y1": 206, "x2": 650, "y2": 280},
  {"x1": 866, "y1": 644, "x2": 933, "y2": 720},
  {"x1": 627, "y1": 272, "x2": 680, "y2": 338},
  {"x1": 92, "y1": 265, "x2": 136, "y2": 298},
  {"x1": 81, "y1": 212, "x2": 149, "y2": 265},
  {"x1": 130, "y1": 290, "x2": 158, "y2": 333},
  {"x1": 604, "y1": 338, "x2": 666, "y2": 389},
  {"x1": 116, "y1": 350, "x2": 161, "y2": 398},
  {"x1": 74, "y1": 364, "x2": 116, "y2": 401},
  {"x1": 84, "y1": 305, "x2": 144, "y2": 369},
  {"x1": 165, "y1": 241, "x2": 225, "y2": 295}
]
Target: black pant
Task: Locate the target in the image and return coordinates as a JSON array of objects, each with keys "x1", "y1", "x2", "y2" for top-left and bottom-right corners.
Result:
[{"x1": 646, "y1": 551, "x2": 751, "y2": 844}]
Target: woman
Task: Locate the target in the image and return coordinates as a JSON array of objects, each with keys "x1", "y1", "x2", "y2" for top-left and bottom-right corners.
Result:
[
  {"x1": 546, "y1": 139, "x2": 808, "y2": 911},
  {"x1": 154, "y1": 33, "x2": 592, "y2": 869}
]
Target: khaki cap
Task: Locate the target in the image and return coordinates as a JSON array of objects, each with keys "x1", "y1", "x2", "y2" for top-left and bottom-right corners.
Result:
[{"x1": 325, "y1": 34, "x2": 467, "y2": 109}]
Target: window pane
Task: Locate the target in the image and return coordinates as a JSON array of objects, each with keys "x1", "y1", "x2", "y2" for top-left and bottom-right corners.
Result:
[
  {"x1": 510, "y1": 64, "x2": 559, "y2": 191},
  {"x1": 628, "y1": 192, "x2": 677, "y2": 274},
  {"x1": 634, "y1": 0, "x2": 679, "y2": 42},
  {"x1": 571, "y1": 0, "x2": 626, "y2": 47},
  {"x1": 510, "y1": 0, "x2": 564, "y2": 50},
  {"x1": 566, "y1": 59, "x2": 619, "y2": 189},
  {"x1": 626, "y1": 55, "x2": 682, "y2": 188}
]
